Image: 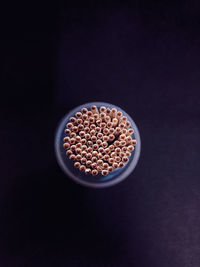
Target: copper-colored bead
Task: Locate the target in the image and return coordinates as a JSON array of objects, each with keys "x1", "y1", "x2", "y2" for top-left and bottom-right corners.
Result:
[
  {"x1": 87, "y1": 111, "x2": 93, "y2": 117},
  {"x1": 67, "y1": 123, "x2": 73, "y2": 129},
  {"x1": 85, "y1": 168, "x2": 91, "y2": 174},
  {"x1": 104, "y1": 148, "x2": 110, "y2": 154},
  {"x1": 91, "y1": 105, "x2": 98, "y2": 114},
  {"x1": 92, "y1": 169, "x2": 98, "y2": 176},
  {"x1": 120, "y1": 140, "x2": 126, "y2": 147},
  {"x1": 119, "y1": 162, "x2": 124, "y2": 168},
  {"x1": 86, "y1": 153, "x2": 92, "y2": 159},
  {"x1": 75, "y1": 148, "x2": 81, "y2": 154},
  {"x1": 79, "y1": 165, "x2": 86, "y2": 171},
  {"x1": 111, "y1": 108, "x2": 117, "y2": 117},
  {"x1": 76, "y1": 136, "x2": 81, "y2": 142},
  {"x1": 63, "y1": 136, "x2": 70, "y2": 142},
  {"x1": 91, "y1": 157, "x2": 97, "y2": 163},
  {"x1": 82, "y1": 114, "x2": 88, "y2": 121},
  {"x1": 70, "y1": 138, "x2": 76, "y2": 144},
  {"x1": 108, "y1": 166, "x2": 113, "y2": 172},
  {"x1": 114, "y1": 141, "x2": 120, "y2": 147},
  {"x1": 108, "y1": 158, "x2": 114, "y2": 164},
  {"x1": 102, "y1": 141, "x2": 108, "y2": 148},
  {"x1": 103, "y1": 128, "x2": 109, "y2": 135},
  {"x1": 81, "y1": 158, "x2": 87, "y2": 165},
  {"x1": 126, "y1": 136, "x2": 132, "y2": 143},
  {"x1": 83, "y1": 120, "x2": 90, "y2": 127},
  {"x1": 107, "y1": 122, "x2": 113, "y2": 128},
  {"x1": 93, "y1": 114, "x2": 99, "y2": 120},
  {"x1": 90, "y1": 130, "x2": 96, "y2": 136},
  {"x1": 120, "y1": 152, "x2": 125, "y2": 158},
  {"x1": 66, "y1": 150, "x2": 72, "y2": 156},
  {"x1": 79, "y1": 131, "x2": 85, "y2": 138},
  {"x1": 97, "y1": 166, "x2": 102, "y2": 172},
  {"x1": 96, "y1": 120, "x2": 101, "y2": 126},
  {"x1": 81, "y1": 108, "x2": 88, "y2": 114},
  {"x1": 122, "y1": 129, "x2": 127, "y2": 135},
  {"x1": 70, "y1": 117, "x2": 76, "y2": 123},
  {"x1": 77, "y1": 118, "x2": 83, "y2": 124},
  {"x1": 69, "y1": 154, "x2": 76, "y2": 160},
  {"x1": 127, "y1": 128, "x2": 134, "y2": 135},
  {"x1": 72, "y1": 126, "x2": 78, "y2": 133},
  {"x1": 126, "y1": 151, "x2": 131, "y2": 157},
  {"x1": 91, "y1": 136, "x2": 97, "y2": 143},
  {"x1": 127, "y1": 145, "x2": 134, "y2": 151},
  {"x1": 92, "y1": 151, "x2": 98, "y2": 157},
  {"x1": 116, "y1": 111, "x2": 122, "y2": 119},
  {"x1": 109, "y1": 145, "x2": 115, "y2": 151},
  {"x1": 115, "y1": 156, "x2": 121, "y2": 162},
  {"x1": 115, "y1": 147, "x2": 121, "y2": 154},
  {"x1": 65, "y1": 129, "x2": 71, "y2": 135},
  {"x1": 63, "y1": 142, "x2": 70, "y2": 149},
  {"x1": 81, "y1": 151, "x2": 87, "y2": 157},
  {"x1": 114, "y1": 127, "x2": 121, "y2": 135},
  {"x1": 97, "y1": 133, "x2": 103, "y2": 139},
  {"x1": 87, "y1": 147, "x2": 93, "y2": 153},
  {"x1": 100, "y1": 112, "x2": 106, "y2": 119},
  {"x1": 84, "y1": 127, "x2": 90, "y2": 133},
  {"x1": 106, "y1": 108, "x2": 111, "y2": 115},
  {"x1": 97, "y1": 159, "x2": 103, "y2": 165},
  {"x1": 81, "y1": 138, "x2": 87, "y2": 144},
  {"x1": 122, "y1": 156, "x2": 129, "y2": 162},
  {"x1": 108, "y1": 134, "x2": 115, "y2": 141},
  {"x1": 74, "y1": 162, "x2": 81, "y2": 168},
  {"x1": 78, "y1": 124, "x2": 84, "y2": 131},
  {"x1": 100, "y1": 122, "x2": 106, "y2": 128},
  {"x1": 122, "y1": 147, "x2": 127, "y2": 152},
  {"x1": 86, "y1": 160, "x2": 92, "y2": 167},
  {"x1": 120, "y1": 116, "x2": 127, "y2": 123},
  {"x1": 85, "y1": 133, "x2": 90, "y2": 140},
  {"x1": 93, "y1": 144, "x2": 99, "y2": 150},
  {"x1": 103, "y1": 163, "x2": 109, "y2": 169},
  {"x1": 98, "y1": 153, "x2": 103, "y2": 159},
  {"x1": 87, "y1": 141, "x2": 93, "y2": 147},
  {"x1": 113, "y1": 162, "x2": 119, "y2": 169},
  {"x1": 103, "y1": 136, "x2": 109, "y2": 142},
  {"x1": 95, "y1": 126, "x2": 101, "y2": 133},
  {"x1": 98, "y1": 147, "x2": 104, "y2": 153},
  {"x1": 109, "y1": 128, "x2": 115, "y2": 134},
  {"x1": 70, "y1": 132, "x2": 76, "y2": 138},
  {"x1": 71, "y1": 145, "x2": 76, "y2": 151},
  {"x1": 111, "y1": 152, "x2": 116, "y2": 158},
  {"x1": 76, "y1": 155, "x2": 82, "y2": 161},
  {"x1": 131, "y1": 139, "x2": 137, "y2": 145},
  {"x1": 89, "y1": 117, "x2": 95, "y2": 124},
  {"x1": 105, "y1": 116, "x2": 111, "y2": 122},
  {"x1": 112, "y1": 118, "x2": 118, "y2": 126},
  {"x1": 82, "y1": 145, "x2": 87, "y2": 151},
  {"x1": 103, "y1": 154, "x2": 109, "y2": 161},
  {"x1": 90, "y1": 124, "x2": 96, "y2": 130},
  {"x1": 91, "y1": 162, "x2": 97, "y2": 168},
  {"x1": 126, "y1": 121, "x2": 131, "y2": 128},
  {"x1": 76, "y1": 143, "x2": 82, "y2": 148},
  {"x1": 119, "y1": 134, "x2": 126, "y2": 140},
  {"x1": 100, "y1": 106, "x2": 106, "y2": 113},
  {"x1": 75, "y1": 112, "x2": 82, "y2": 118},
  {"x1": 96, "y1": 139, "x2": 102, "y2": 146},
  {"x1": 102, "y1": 170, "x2": 108, "y2": 176}
]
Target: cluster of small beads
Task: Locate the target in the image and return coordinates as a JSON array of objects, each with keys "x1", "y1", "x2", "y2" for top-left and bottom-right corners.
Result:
[{"x1": 63, "y1": 106, "x2": 137, "y2": 176}]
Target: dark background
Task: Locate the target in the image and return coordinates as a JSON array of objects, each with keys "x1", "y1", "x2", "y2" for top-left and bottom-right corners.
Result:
[{"x1": 1, "y1": 2, "x2": 200, "y2": 266}]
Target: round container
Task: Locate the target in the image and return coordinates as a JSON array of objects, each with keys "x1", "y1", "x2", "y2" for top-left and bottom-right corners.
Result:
[{"x1": 55, "y1": 102, "x2": 141, "y2": 188}]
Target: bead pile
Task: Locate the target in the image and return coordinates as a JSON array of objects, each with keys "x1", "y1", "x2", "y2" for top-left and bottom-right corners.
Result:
[{"x1": 63, "y1": 106, "x2": 137, "y2": 176}]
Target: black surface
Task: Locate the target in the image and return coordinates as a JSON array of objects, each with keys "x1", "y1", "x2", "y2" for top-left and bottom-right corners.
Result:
[{"x1": 1, "y1": 3, "x2": 200, "y2": 267}]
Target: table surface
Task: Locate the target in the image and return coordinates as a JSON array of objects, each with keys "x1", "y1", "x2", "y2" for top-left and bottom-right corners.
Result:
[{"x1": 1, "y1": 3, "x2": 200, "y2": 267}]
